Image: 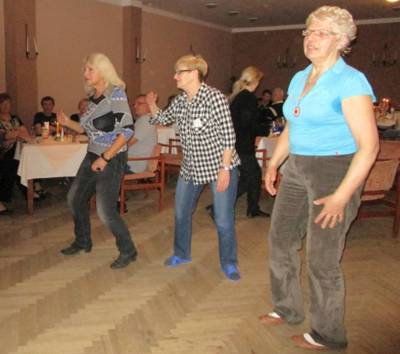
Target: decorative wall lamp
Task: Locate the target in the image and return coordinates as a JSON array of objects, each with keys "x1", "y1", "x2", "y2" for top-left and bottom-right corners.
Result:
[
  {"x1": 25, "y1": 24, "x2": 38, "y2": 60},
  {"x1": 276, "y1": 47, "x2": 296, "y2": 69},
  {"x1": 372, "y1": 42, "x2": 398, "y2": 67},
  {"x1": 135, "y1": 37, "x2": 146, "y2": 64}
]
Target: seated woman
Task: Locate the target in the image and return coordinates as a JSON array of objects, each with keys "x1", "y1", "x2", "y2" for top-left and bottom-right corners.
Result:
[{"x1": 0, "y1": 93, "x2": 31, "y2": 214}]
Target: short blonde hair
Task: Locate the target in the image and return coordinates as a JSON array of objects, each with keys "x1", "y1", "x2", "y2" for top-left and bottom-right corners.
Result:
[
  {"x1": 83, "y1": 53, "x2": 125, "y2": 96},
  {"x1": 175, "y1": 54, "x2": 208, "y2": 81},
  {"x1": 306, "y1": 6, "x2": 357, "y2": 54},
  {"x1": 230, "y1": 66, "x2": 264, "y2": 102}
]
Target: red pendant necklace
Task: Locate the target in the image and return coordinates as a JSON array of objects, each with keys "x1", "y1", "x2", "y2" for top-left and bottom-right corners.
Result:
[
  {"x1": 294, "y1": 96, "x2": 304, "y2": 117},
  {"x1": 294, "y1": 73, "x2": 320, "y2": 117}
]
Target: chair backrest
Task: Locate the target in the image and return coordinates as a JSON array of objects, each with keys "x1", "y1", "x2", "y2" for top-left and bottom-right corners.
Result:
[
  {"x1": 159, "y1": 138, "x2": 182, "y2": 159},
  {"x1": 147, "y1": 144, "x2": 161, "y2": 173},
  {"x1": 362, "y1": 159, "x2": 399, "y2": 201},
  {"x1": 378, "y1": 140, "x2": 400, "y2": 160},
  {"x1": 255, "y1": 148, "x2": 268, "y2": 168},
  {"x1": 167, "y1": 138, "x2": 182, "y2": 156}
]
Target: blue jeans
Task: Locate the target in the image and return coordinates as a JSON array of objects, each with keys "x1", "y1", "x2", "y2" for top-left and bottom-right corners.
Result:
[
  {"x1": 67, "y1": 152, "x2": 136, "y2": 254},
  {"x1": 173, "y1": 168, "x2": 238, "y2": 267}
]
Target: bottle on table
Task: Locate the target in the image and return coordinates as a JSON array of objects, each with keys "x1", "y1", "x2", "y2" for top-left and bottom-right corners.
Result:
[{"x1": 42, "y1": 122, "x2": 50, "y2": 139}]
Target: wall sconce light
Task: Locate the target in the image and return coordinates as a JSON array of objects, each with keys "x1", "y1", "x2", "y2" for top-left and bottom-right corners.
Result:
[
  {"x1": 25, "y1": 24, "x2": 38, "y2": 60},
  {"x1": 276, "y1": 48, "x2": 296, "y2": 69},
  {"x1": 135, "y1": 37, "x2": 146, "y2": 64},
  {"x1": 372, "y1": 42, "x2": 398, "y2": 67}
]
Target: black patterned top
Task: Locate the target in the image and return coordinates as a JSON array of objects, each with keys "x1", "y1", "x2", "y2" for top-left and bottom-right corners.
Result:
[
  {"x1": 0, "y1": 115, "x2": 23, "y2": 156},
  {"x1": 80, "y1": 86, "x2": 134, "y2": 156}
]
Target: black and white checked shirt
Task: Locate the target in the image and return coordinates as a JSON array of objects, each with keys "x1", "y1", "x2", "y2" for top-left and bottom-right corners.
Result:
[{"x1": 150, "y1": 83, "x2": 240, "y2": 184}]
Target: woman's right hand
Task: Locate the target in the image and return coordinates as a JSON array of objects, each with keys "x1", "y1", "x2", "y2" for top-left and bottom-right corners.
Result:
[
  {"x1": 145, "y1": 91, "x2": 161, "y2": 116},
  {"x1": 145, "y1": 91, "x2": 158, "y2": 106},
  {"x1": 265, "y1": 165, "x2": 278, "y2": 196},
  {"x1": 57, "y1": 111, "x2": 70, "y2": 127}
]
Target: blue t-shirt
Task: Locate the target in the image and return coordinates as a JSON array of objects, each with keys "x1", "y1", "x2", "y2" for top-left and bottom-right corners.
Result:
[{"x1": 283, "y1": 57, "x2": 375, "y2": 156}]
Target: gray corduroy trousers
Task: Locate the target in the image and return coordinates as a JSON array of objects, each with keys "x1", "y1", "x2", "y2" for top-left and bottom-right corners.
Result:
[{"x1": 269, "y1": 154, "x2": 362, "y2": 349}]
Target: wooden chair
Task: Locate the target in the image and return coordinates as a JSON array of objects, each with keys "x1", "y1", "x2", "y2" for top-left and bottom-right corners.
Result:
[
  {"x1": 119, "y1": 144, "x2": 165, "y2": 214},
  {"x1": 255, "y1": 147, "x2": 268, "y2": 186},
  {"x1": 357, "y1": 159, "x2": 400, "y2": 238},
  {"x1": 160, "y1": 138, "x2": 182, "y2": 181},
  {"x1": 377, "y1": 140, "x2": 400, "y2": 160},
  {"x1": 255, "y1": 147, "x2": 282, "y2": 193}
]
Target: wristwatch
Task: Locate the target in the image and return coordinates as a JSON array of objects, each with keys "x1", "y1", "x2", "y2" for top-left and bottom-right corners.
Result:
[
  {"x1": 101, "y1": 152, "x2": 111, "y2": 163},
  {"x1": 220, "y1": 165, "x2": 231, "y2": 171}
]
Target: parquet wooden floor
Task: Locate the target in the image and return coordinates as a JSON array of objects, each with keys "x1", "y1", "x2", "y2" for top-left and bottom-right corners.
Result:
[{"x1": 0, "y1": 183, "x2": 399, "y2": 354}]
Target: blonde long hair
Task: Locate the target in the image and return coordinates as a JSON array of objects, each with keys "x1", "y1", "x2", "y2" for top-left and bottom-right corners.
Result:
[
  {"x1": 83, "y1": 53, "x2": 125, "y2": 96},
  {"x1": 229, "y1": 66, "x2": 263, "y2": 102}
]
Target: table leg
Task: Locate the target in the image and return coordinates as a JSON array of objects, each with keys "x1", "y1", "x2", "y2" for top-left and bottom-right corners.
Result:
[{"x1": 27, "y1": 179, "x2": 34, "y2": 214}]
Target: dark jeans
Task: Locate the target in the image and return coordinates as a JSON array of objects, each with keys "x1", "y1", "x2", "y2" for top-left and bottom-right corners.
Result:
[
  {"x1": 174, "y1": 168, "x2": 239, "y2": 267},
  {"x1": 269, "y1": 154, "x2": 362, "y2": 349},
  {"x1": 67, "y1": 152, "x2": 135, "y2": 254},
  {"x1": 0, "y1": 148, "x2": 19, "y2": 203},
  {"x1": 237, "y1": 153, "x2": 262, "y2": 214}
]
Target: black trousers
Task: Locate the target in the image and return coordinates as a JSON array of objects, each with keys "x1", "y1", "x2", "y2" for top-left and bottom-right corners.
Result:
[
  {"x1": 236, "y1": 153, "x2": 262, "y2": 214},
  {"x1": 67, "y1": 152, "x2": 136, "y2": 254},
  {"x1": 0, "y1": 148, "x2": 19, "y2": 203}
]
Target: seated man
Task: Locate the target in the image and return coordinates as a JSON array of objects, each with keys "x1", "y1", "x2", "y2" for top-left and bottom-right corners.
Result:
[
  {"x1": 70, "y1": 98, "x2": 89, "y2": 123},
  {"x1": 126, "y1": 94, "x2": 157, "y2": 173},
  {"x1": 32, "y1": 96, "x2": 57, "y2": 197},
  {"x1": 33, "y1": 96, "x2": 57, "y2": 136},
  {"x1": 258, "y1": 88, "x2": 272, "y2": 109},
  {"x1": 259, "y1": 87, "x2": 285, "y2": 124}
]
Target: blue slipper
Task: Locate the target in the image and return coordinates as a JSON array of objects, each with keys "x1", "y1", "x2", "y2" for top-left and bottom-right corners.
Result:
[
  {"x1": 222, "y1": 264, "x2": 240, "y2": 281},
  {"x1": 164, "y1": 255, "x2": 192, "y2": 267}
]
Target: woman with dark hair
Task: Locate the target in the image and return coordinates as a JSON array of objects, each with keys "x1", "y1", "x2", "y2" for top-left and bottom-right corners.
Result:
[
  {"x1": 0, "y1": 93, "x2": 31, "y2": 214},
  {"x1": 57, "y1": 53, "x2": 137, "y2": 269}
]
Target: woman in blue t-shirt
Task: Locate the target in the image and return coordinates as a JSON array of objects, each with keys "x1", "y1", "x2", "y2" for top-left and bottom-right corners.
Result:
[{"x1": 259, "y1": 6, "x2": 379, "y2": 351}]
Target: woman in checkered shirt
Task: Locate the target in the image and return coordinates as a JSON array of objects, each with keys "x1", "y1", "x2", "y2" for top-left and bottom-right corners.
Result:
[{"x1": 146, "y1": 54, "x2": 241, "y2": 281}]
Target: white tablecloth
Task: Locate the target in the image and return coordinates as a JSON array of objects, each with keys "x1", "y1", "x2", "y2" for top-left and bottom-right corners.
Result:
[{"x1": 17, "y1": 141, "x2": 88, "y2": 186}]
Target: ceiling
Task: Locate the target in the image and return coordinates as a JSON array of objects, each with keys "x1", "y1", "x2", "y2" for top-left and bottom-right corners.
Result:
[{"x1": 139, "y1": 0, "x2": 400, "y2": 29}]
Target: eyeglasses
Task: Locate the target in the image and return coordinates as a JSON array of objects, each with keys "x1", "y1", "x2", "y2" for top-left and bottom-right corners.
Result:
[
  {"x1": 135, "y1": 101, "x2": 147, "y2": 106},
  {"x1": 302, "y1": 29, "x2": 338, "y2": 39},
  {"x1": 175, "y1": 69, "x2": 193, "y2": 75}
]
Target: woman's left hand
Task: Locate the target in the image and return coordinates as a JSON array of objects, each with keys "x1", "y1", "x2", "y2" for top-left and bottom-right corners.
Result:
[
  {"x1": 5, "y1": 129, "x2": 19, "y2": 140},
  {"x1": 91, "y1": 157, "x2": 108, "y2": 172},
  {"x1": 313, "y1": 193, "x2": 347, "y2": 229},
  {"x1": 216, "y1": 169, "x2": 230, "y2": 192},
  {"x1": 17, "y1": 126, "x2": 33, "y2": 142}
]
